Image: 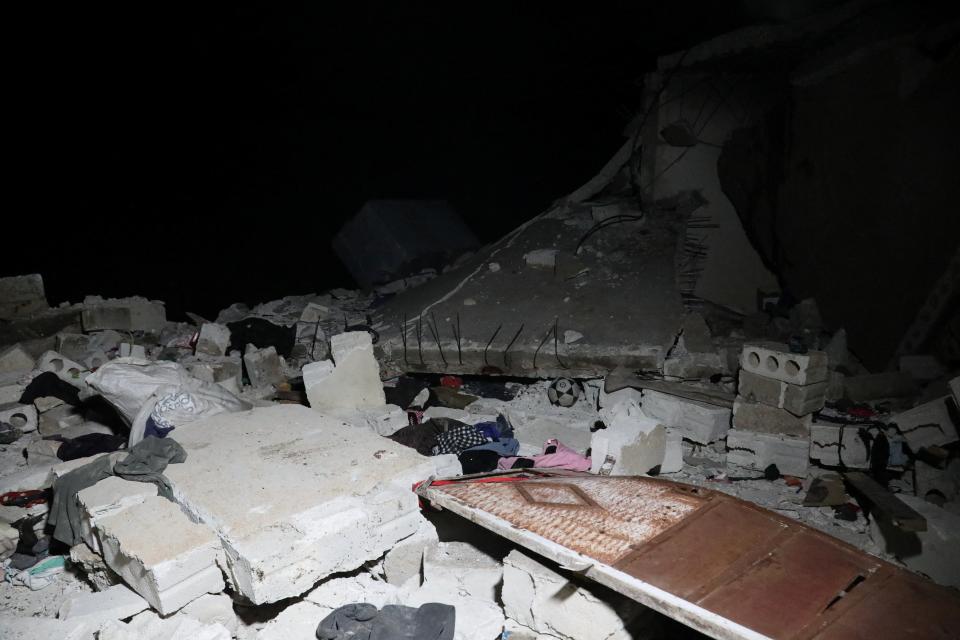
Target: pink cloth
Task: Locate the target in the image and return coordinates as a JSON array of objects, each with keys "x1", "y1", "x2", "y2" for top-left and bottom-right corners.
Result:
[{"x1": 496, "y1": 438, "x2": 591, "y2": 472}]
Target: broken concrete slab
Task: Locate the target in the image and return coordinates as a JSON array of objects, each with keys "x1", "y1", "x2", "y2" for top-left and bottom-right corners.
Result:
[
  {"x1": 403, "y1": 576, "x2": 506, "y2": 640},
  {"x1": 382, "y1": 517, "x2": 439, "y2": 586},
  {"x1": 740, "y1": 342, "x2": 828, "y2": 386},
  {"x1": 0, "y1": 344, "x2": 35, "y2": 374},
  {"x1": 58, "y1": 583, "x2": 149, "y2": 626},
  {"x1": 738, "y1": 369, "x2": 827, "y2": 416},
  {"x1": 196, "y1": 323, "x2": 231, "y2": 357},
  {"x1": 331, "y1": 404, "x2": 408, "y2": 437},
  {"x1": 81, "y1": 296, "x2": 166, "y2": 333},
  {"x1": 242, "y1": 345, "x2": 285, "y2": 388},
  {"x1": 889, "y1": 396, "x2": 959, "y2": 451},
  {"x1": 70, "y1": 542, "x2": 122, "y2": 591},
  {"x1": 0, "y1": 402, "x2": 37, "y2": 433},
  {"x1": 178, "y1": 593, "x2": 240, "y2": 637},
  {"x1": 592, "y1": 400, "x2": 666, "y2": 475},
  {"x1": 502, "y1": 549, "x2": 649, "y2": 640},
  {"x1": 0, "y1": 274, "x2": 48, "y2": 319},
  {"x1": 843, "y1": 372, "x2": 919, "y2": 402},
  {"x1": 809, "y1": 422, "x2": 870, "y2": 468},
  {"x1": 95, "y1": 495, "x2": 225, "y2": 615},
  {"x1": 255, "y1": 601, "x2": 326, "y2": 640},
  {"x1": 869, "y1": 494, "x2": 960, "y2": 588},
  {"x1": 726, "y1": 428, "x2": 809, "y2": 477},
  {"x1": 164, "y1": 405, "x2": 460, "y2": 604},
  {"x1": 641, "y1": 389, "x2": 730, "y2": 445},
  {"x1": 0, "y1": 615, "x2": 99, "y2": 640},
  {"x1": 304, "y1": 331, "x2": 385, "y2": 412},
  {"x1": 305, "y1": 571, "x2": 401, "y2": 612},
  {"x1": 422, "y1": 541, "x2": 504, "y2": 603},
  {"x1": 732, "y1": 397, "x2": 812, "y2": 437}
]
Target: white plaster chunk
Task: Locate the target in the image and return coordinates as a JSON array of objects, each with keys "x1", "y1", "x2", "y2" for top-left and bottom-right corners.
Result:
[
  {"x1": 304, "y1": 331, "x2": 385, "y2": 412},
  {"x1": 330, "y1": 404, "x2": 408, "y2": 436},
  {"x1": 0, "y1": 344, "x2": 35, "y2": 374},
  {"x1": 196, "y1": 323, "x2": 232, "y2": 357},
  {"x1": 640, "y1": 389, "x2": 730, "y2": 445},
  {"x1": 58, "y1": 583, "x2": 149, "y2": 625},
  {"x1": 382, "y1": 516, "x2": 439, "y2": 586},
  {"x1": 306, "y1": 571, "x2": 401, "y2": 612},
  {"x1": 178, "y1": 593, "x2": 240, "y2": 637},
  {"x1": 164, "y1": 405, "x2": 460, "y2": 604},
  {"x1": 502, "y1": 549, "x2": 647, "y2": 640},
  {"x1": 402, "y1": 578, "x2": 505, "y2": 640},
  {"x1": 243, "y1": 345, "x2": 285, "y2": 388},
  {"x1": 592, "y1": 400, "x2": 665, "y2": 475},
  {"x1": 523, "y1": 248, "x2": 558, "y2": 268},
  {"x1": 0, "y1": 402, "x2": 38, "y2": 433},
  {"x1": 255, "y1": 601, "x2": 326, "y2": 640},
  {"x1": 662, "y1": 430, "x2": 684, "y2": 473},
  {"x1": 726, "y1": 429, "x2": 809, "y2": 477},
  {"x1": 95, "y1": 495, "x2": 224, "y2": 615},
  {"x1": 99, "y1": 609, "x2": 232, "y2": 640}
]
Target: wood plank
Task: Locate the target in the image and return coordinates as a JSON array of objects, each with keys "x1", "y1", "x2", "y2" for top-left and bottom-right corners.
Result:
[{"x1": 844, "y1": 472, "x2": 927, "y2": 532}]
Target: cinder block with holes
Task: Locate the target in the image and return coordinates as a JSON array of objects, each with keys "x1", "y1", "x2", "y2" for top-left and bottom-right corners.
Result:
[
  {"x1": 740, "y1": 342, "x2": 828, "y2": 386},
  {"x1": 0, "y1": 402, "x2": 38, "y2": 433},
  {"x1": 36, "y1": 350, "x2": 89, "y2": 388},
  {"x1": 738, "y1": 369, "x2": 827, "y2": 416}
]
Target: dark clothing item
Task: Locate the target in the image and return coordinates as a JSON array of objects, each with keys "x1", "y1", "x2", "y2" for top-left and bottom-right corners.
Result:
[
  {"x1": 56, "y1": 433, "x2": 127, "y2": 461},
  {"x1": 49, "y1": 437, "x2": 187, "y2": 545},
  {"x1": 144, "y1": 415, "x2": 175, "y2": 439},
  {"x1": 433, "y1": 424, "x2": 485, "y2": 456},
  {"x1": 511, "y1": 458, "x2": 535, "y2": 469},
  {"x1": 317, "y1": 602, "x2": 455, "y2": 640},
  {"x1": 458, "y1": 449, "x2": 501, "y2": 474},
  {"x1": 462, "y1": 438, "x2": 520, "y2": 457},
  {"x1": 19, "y1": 372, "x2": 81, "y2": 407},
  {"x1": 388, "y1": 417, "x2": 467, "y2": 457},
  {"x1": 384, "y1": 376, "x2": 431, "y2": 409},
  {"x1": 227, "y1": 317, "x2": 296, "y2": 357},
  {"x1": 113, "y1": 437, "x2": 186, "y2": 499}
]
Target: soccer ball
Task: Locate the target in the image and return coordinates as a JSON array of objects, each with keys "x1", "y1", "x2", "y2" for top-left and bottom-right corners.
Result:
[{"x1": 547, "y1": 378, "x2": 582, "y2": 407}]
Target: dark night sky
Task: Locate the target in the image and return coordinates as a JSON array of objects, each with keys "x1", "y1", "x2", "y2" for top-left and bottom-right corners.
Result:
[{"x1": 9, "y1": 3, "x2": 786, "y2": 319}]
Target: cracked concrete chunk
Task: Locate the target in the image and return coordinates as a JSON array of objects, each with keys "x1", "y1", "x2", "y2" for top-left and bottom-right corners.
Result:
[
  {"x1": 163, "y1": 405, "x2": 459, "y2": 604},
  {"x1": 502, "y1": 549, "x2": 648, "y2": 640},
  {"x1": 726, "y1": 429, "x2": 809, "y2": 477}
]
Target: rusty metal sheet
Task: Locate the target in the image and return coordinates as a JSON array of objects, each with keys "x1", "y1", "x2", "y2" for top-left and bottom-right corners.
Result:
[{"x1": 418, "y1": 473, "x2": 960, "y2": 640}]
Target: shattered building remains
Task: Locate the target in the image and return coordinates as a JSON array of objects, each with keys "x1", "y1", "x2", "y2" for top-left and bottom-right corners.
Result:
[{"x1": 2, "y1": 3, "x2": 959, "y2": 639}]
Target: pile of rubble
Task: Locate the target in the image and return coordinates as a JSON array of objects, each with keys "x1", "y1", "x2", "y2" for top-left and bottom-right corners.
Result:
[{"x1": 1, "y1": 268, "x2": 958, "y2": 639}]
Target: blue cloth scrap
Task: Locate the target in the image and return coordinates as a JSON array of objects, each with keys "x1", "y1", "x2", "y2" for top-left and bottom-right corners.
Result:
[
  {"x1": 462, "y1": 438, "x2": 520, "y2": 457},
  {"x1": 144, "y1": 416, "x2": 175, "y2": 439}
]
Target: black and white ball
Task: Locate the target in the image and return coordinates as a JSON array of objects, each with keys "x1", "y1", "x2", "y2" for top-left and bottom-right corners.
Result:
[{"x1": 547, "y1": 377, "x2": 582, "y2": 407}]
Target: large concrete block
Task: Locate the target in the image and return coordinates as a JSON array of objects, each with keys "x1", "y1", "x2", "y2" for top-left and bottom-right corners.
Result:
[
  {"x1": 304, "y1": 331, "x2": 385, "y2": 412},
  {"x1": 889, "y1": 396, "x2": 958, "y2": 451},
  {"x1": 81, "y1": 297, "x2": 166, "y2": 333},
  {"x1": 740, "y1": 342, "x2": 828, "y2": 385},
  {"x1": 0, "y1": 344, "x2": 35, "y2": 374},
  {"x1": 502, "y1": 549, "x2": 648, "y2": 640},
  {"x1": 592, "y1": 400, "x2": 665, "y2": 475},
  {"x1": 738, "y1": 369, "x2": 827, "y2": 416},
  {"x1": 196, "y1": 323, "x2": 231, "y2": 357},
  {"x1": 58, "y1": 583, "x2": 149, "y2": 625},
  {"x1": 0, "y1": 402, "x2": 37, "y2": 433},
  {"x1": 640, "y1": 389, "x2": 730, "y2": 444},
  {"x1": 164, "y1": 405, "x2": 460, "y2": 604},
  {"x1": 0, "y1": 274, "x2": 48, "y2": 319},
  {"x1": 726, "y1": 429, "x2": 809, "y2": 477},
  {"x1": 95, "y1": 495, "x2": 224, "y2": 615},
  {"x1": 809, "y1": 422, "x2": 870, "y2": 468},
  {"x1": 732, "y1": 397, "x2": 812, "y2": 437}
]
